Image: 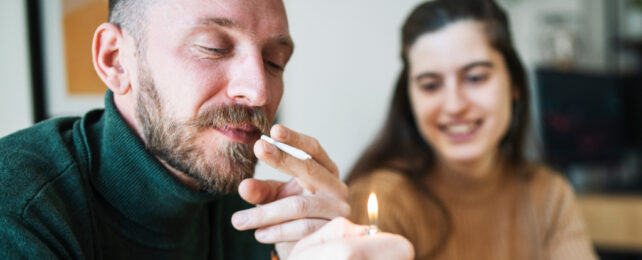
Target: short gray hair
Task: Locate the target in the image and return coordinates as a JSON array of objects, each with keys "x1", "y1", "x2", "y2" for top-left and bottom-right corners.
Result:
[{"x1": 108, "y1": 0, "x2": 150, "y2": 51}]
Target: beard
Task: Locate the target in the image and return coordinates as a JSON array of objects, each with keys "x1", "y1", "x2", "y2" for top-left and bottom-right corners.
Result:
[{"x1": 134, "y1": 62, "x2": 271, "y2": 194}]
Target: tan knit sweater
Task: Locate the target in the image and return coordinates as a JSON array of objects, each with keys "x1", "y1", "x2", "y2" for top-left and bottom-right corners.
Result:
[{"x1": 348, "y1": 166, "x2": 597, "y2": 260}]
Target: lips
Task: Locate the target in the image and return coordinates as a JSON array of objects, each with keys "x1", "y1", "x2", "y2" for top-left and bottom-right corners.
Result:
[
  {"x1": 215, "y1": 124, "x2": 261, "y2": 144},
  {"x1": 438, "y1": 119, "x2": 483, "y2": 142}
]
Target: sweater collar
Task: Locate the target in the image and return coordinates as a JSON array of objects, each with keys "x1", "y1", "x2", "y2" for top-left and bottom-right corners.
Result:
[{"x1": 85, "y1": 91, "x2": 219, "y2": 233}]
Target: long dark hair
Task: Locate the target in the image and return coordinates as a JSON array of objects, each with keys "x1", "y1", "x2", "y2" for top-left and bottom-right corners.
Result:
[{"x1": 346, "y1": 0, "x2": 531, "y2": 257}]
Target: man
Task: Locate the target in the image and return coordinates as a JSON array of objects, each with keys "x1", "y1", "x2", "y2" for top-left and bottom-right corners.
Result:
[{"x1": 0, "y1": 0, "x2": 413, "y2": 259}]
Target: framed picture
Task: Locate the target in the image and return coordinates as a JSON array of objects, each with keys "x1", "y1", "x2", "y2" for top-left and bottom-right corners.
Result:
[{"x1": 28, "y1": 0, "x2": 109, "y2": 122}]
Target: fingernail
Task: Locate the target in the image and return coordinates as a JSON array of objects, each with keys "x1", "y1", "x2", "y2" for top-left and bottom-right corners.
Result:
[
  {"x1": 232, "y1": 212, "x2": 247, "y2": 228},
  {"x1": 275, "y1": 126, "x2": 288, "y2": 140},
  {"x1": 262, "y1": 141, "x2": 276, "y2": 154},
  {"x1": 255, "y1": 230, "x2": 267, "y2": 241}
]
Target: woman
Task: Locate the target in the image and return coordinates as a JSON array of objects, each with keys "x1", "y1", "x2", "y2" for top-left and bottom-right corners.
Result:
[{"x1": 346, "y1": 0, "x2": 596, "y2": 259}]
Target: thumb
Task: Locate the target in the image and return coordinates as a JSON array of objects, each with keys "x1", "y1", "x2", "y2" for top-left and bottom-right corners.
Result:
[{"x1": 238, "y1": 178, "x2": 303, "y2": 205}]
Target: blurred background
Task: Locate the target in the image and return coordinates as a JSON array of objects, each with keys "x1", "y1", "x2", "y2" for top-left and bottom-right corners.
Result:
[{"x1": 1, "y1": 0, "x2": 641, "y2": 258}]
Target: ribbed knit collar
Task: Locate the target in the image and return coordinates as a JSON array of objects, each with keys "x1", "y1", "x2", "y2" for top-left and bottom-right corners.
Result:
[{"x1": 84, "y1": 91, "x2": 218, "y2": 236}]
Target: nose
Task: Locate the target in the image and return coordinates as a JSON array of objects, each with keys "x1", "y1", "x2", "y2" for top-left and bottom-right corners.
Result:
[
  {"x1": 442, "y1": 80, "x2": 469, "y2": 115},
  {"x1": 226, "y1": 51, "x2": 269, "y2": 107}
]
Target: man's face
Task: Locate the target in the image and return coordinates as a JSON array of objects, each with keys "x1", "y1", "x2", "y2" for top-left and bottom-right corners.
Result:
[{"x1": 130, "y1": 0, "x2": 293, "y2": 193}]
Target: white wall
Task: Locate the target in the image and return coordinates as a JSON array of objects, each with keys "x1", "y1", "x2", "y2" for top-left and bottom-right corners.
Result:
[{"x1": 0, "y1": 0, "x2": 33, "y2": 137}]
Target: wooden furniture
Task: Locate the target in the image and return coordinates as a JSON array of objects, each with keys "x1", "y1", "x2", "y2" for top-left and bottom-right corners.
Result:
[{"x1": 578, "y1": 194, "x2": 642, "y2": 252}]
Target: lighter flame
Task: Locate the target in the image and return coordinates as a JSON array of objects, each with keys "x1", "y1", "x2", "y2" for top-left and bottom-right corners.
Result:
[{"x1": 367, "y1": 192, "x2": 378, "y2": 222}]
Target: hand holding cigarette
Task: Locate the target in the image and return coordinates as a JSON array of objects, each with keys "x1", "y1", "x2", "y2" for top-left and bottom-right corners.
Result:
[
  {"x1": 260, "y1": 135, "x2": 312, "y2": 160},
  {"x1": 232, "y1": 124, "x2": 349, "y2": 259}
]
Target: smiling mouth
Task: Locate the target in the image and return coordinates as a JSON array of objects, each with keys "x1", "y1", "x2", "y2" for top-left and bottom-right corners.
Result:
[
  {"x1": 215, "y1": 125, "x2": 262, "y2": 144},
  {"x1": 439, "y1": 119, "x2": 483, "y2": 141}
]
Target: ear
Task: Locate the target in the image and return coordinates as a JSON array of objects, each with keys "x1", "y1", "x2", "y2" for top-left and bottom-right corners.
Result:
[{"x1": 92, "y1": 23, "x2": 130, "y2": 95}]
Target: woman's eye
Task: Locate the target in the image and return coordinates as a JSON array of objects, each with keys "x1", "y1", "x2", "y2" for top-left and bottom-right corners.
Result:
[
  {"x1": 420, "y1": 83, "x2": 440, "y2": 92},
  {"x1": 466, "y1": 74, "x2": 488, "y2": 84}
]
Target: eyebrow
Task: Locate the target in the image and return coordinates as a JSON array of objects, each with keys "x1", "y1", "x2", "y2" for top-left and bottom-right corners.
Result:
[
  {"x1": 197, "y1": 17, "x2": 295, "y2": 53},
  {"x1": 198, "y1": 17, "x2": 240, "y2": 28},
  {"x1": 414, "y1": 60, "x2": 494, "y2": 82},
  {"x1": 461, "y1": 61, "x2": 493, "y2": 71},
  {"x1": 414, "y1": 72, "x2": 440, "y2": 83}
]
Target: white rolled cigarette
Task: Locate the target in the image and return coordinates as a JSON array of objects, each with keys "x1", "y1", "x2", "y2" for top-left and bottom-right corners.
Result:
[{"x1": 260, "y1": 135, "x2": 312, "y2": 160}]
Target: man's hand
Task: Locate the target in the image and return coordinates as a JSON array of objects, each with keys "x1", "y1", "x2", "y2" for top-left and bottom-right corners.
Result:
[
  {"x1": 231, "y1": 125, "x2": 350, "y2": 258},
  {"x1": 289, "y1": 217, "x2": 415, "y2": 260}
]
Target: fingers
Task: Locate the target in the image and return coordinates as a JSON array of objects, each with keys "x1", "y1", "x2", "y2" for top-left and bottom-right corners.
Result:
[
  {"x1": 344, "y1": 234, "x2": 415, "y2": 260},
  {"x1": 269, "y1": 125, "x2": 339, "y2": 174},
  {"x1": 254, "y1": 218, "x2": 328, "y2": 243},
  {"x1": 278, "y1": 217, "x2": 363, "y2": 260},
  {"x1": 275, "y1": 242, "x2": 296, "y2": 260},
  {"x1": 291, "y1": 235, "x2": 415, "y2": 260},
  {"x1": 292, "y1": 217, "x2": 365, "y2": 248},
  {"x1": 289, "y1": 217, "x2": 415, "y2": 260},
  {"x1": 289, "y1": 240, "x2": 362, "y2": 260},
  {"x1": 240, "y1": 124, "x2": 352, "y2": 258},
  {"x1": 231, "y1": 195, "x2": 350, "y2": 231},
  {"x1": 238, "y1": 179, "x2": 303, "y2": 205},
  {"x1": 254, "y1": 129, "x2": 347, "y2": 198},
  {"x1": 237, "y1": 179, "x2": 281, "y2": 205}
]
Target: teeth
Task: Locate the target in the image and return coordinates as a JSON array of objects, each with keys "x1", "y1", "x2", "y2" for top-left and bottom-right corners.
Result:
[{"x1": 446, "y1": 123, "x2": 475, "y2": 134}]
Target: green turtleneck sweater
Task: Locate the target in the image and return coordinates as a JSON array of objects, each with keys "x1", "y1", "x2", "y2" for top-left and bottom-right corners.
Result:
[{"x1": 0, "y1": 92, "x2": 273, "y2": 259}]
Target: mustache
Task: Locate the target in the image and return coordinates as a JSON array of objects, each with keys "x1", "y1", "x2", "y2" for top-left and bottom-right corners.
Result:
[{"x1": 188, "y1": 104, "x2": 271, "y2": 135}]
